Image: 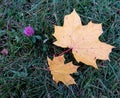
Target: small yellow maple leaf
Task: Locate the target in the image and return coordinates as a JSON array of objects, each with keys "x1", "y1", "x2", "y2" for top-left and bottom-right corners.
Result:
[
  {"x1": 53, "y1": 9, "x2": 114, "y2": 69},
  {"x1": 47, "y1": 56, "x2": 78, "y2": 86}
]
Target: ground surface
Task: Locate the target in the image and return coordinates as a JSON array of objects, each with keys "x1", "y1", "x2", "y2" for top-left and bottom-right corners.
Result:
[{"x1": 0, "y1": 0, "x2": 120, "y2": 98}]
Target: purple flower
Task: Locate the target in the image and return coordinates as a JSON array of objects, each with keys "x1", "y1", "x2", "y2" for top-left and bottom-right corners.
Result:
[{"x1": 24, "y1": 26, "x2": 34, "y2": 37}]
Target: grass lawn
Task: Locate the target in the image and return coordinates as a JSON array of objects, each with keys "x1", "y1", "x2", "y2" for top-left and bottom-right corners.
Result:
[{"x1": 0, "y1": 0, "x2": 120, "y2": 98}]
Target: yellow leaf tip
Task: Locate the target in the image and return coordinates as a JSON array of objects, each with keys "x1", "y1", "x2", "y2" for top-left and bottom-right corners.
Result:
[
  {"x1": 94, "y1": 65, "x2": 98, "y2": 69},
  {"x1": 73, "y1": 9, "x2": 76, "y2": 12}
]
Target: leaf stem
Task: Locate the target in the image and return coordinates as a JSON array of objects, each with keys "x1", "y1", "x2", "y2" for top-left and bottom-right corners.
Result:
[
  {"x1": 55, "y1": 48, "x2": 72, "y2": 57},
  {"x1": 32, "y1": 66, "x2": 50, "y2": 71}
]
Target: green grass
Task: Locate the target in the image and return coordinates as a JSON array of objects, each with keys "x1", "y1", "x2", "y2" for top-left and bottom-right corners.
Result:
[{"x1": 0, "y1": 0, "x2": 120, "y2": 98}]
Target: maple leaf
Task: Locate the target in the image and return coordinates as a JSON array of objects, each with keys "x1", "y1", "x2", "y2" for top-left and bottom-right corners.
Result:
[
  {"x1": 53, "y1": 9, "x2": 114, "y2": 69},
  {"x1": 47, "y1": 56, "x2": 78, "y2": 86}
]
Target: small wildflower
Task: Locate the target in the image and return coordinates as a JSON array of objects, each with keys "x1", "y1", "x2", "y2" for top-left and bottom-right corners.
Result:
[
  {"x1": 1, "y1": 49, "x2": 8, "y2": 55},
  {"x1": 24, "y1": 26, "x2": 34, "y2": 37}
]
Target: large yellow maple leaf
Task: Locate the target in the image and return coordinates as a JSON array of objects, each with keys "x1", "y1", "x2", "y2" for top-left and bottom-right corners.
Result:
[
  {"x1": 53, "y1": 9, "x2": 114, "y2": 69},
  {"x1": 47, "y1": 56, "x2": 78, "y2": 86}
]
